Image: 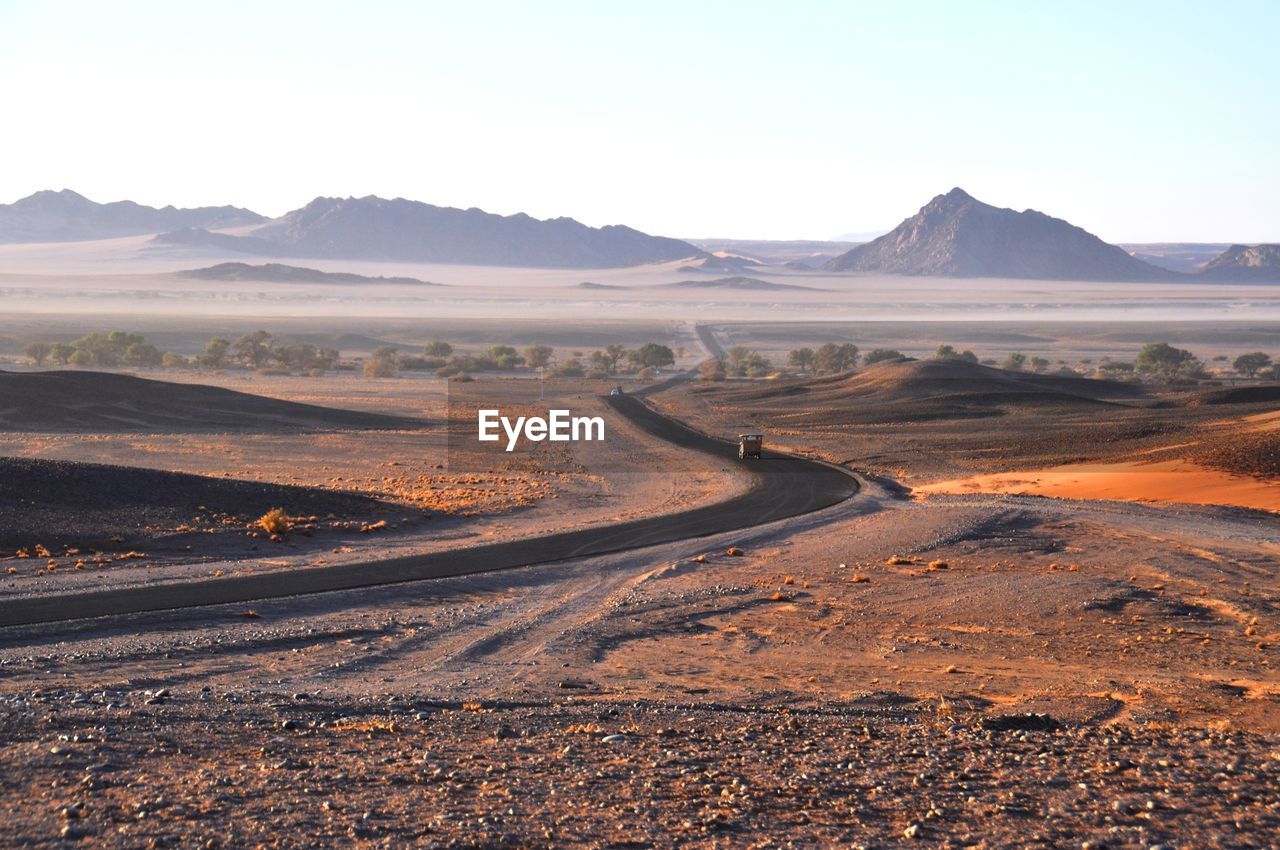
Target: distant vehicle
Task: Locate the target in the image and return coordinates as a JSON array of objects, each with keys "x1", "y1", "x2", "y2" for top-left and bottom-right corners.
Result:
[
  {"x1": 610, "y1": 386, "x2": 623, "y2": 396},
  {"x1": 738, "y1": 433, "x2": 763, "y2": 460}
]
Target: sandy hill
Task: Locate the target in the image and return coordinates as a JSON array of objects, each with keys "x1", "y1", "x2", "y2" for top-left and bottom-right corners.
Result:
[
  {"x1": 0, "y1": 457, "x2": 389, "y2": 549},
  {"x1": 664, "y1": 276, "x2": 821, "y2": 291},
  {"x1": 0, "y1": 370, "x2": 425, "y2": 433},
  {"x1": 0, "y1": 189, "x2": 264, "y2": 243},
  {"x1": 178, "y1": 262, "x2": 439, "y2": 286},
  {"x1": 1199, "y1": 244, "x2": 1280, "y2": 281},
  {"x1": 678, "y1": 255, "x2": 762, "y2": 273},
  {"x1": 701, "y1": 358, "x2": 1143, "y2": 424},
  {"x1": 825, "y1": 188, "x2": 1173, "y2": 281},
  {"x1": 154, "y1": 195, "x2": 704, "y2": 269}
]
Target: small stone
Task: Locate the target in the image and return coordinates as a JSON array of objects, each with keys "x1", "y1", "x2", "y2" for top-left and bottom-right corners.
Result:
[
  {"x1": 601, "y1": 734, "x2": 628, "y2": 744},
  {"x1": 903, "y1": 822, "x2": 922, "y2": 839}
]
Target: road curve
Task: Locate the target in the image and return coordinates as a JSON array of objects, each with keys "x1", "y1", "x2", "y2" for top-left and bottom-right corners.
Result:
[{"x1": 0, "y1": 394, "x2": 857, "y2": 628}]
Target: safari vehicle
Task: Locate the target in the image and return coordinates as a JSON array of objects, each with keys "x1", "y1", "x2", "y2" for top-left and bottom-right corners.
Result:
[{"x1": 738, "y1": 433, "x2": 763, "y2": 460}]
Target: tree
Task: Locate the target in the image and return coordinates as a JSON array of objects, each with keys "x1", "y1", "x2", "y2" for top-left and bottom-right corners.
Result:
[
  {"x1": 813, "y1": 343, "x2": 858, "y2": 375},
  {"x1": 162, "y1": 352, "x2": 190, "y2": 369},
  {"x1": 233, "y1": 331, "x2": 273, "y2": 368},
  {"x1": 1002, "y1": 352, "x2": 1026, "y2": 372},
  {"x1": 699, "y1": 358, "x2": 726, "y2": 381},
  {"x1": 364, "y1": 357, "x2": 396, "y2": 378},
  {"x1": 423, "y1": 340, "x2": 453, "y2": 357},
  {"x1": 604, "y1": 343, "x2": 628, "y2": 373},
  {"x1": 199, "y1": 337, "x2": 231, "y2": 369},
  {"x1": 787, "y1": 348, "x2": 814, "y2": 371},
  {"x1": 1135, "y1": 342, "x2": 1200, "y2": 379},
  {"x1": 49, "y1": 343, "x2": 74, "y2": 365},
  {"x1": 524, "y1": 344, "x2": 554, "y2": 369},
  {"x1": 1233, "y1": 352, "x2": 1272, "y2": 377},
  {"x1": 24, "y1": 342, "x2": 52, "y2": 366},
  {"x1": 863, "y1": 348, "x2": 905, "y2": 365},
  {"x1": 1029, "y1": 356, "x2": 1050, "y2": 374},
  {"x1": 122, "y1": 342, "x2": 163, "y2": 367},
  {"x1": 631, "y1": 343, "x2": 675, "y2": 369},
  {"x1": 934, "y1": 344, "x2": 959, "y2": 360}
]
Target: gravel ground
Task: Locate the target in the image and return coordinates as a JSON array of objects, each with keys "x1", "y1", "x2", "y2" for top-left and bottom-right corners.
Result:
[{"x1": 2, "y1": 689, "x2": 1276, "y2": 849}]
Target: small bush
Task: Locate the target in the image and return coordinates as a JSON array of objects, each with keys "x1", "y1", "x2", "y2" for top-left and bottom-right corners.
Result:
[{"x1": 256, "y1": 508, "x2": 291, "y2": 535}]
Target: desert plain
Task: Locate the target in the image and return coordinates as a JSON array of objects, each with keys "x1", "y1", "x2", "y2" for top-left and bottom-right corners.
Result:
[{"x1": 0, "y1": 257, "x2": 1277, "y2": 849}]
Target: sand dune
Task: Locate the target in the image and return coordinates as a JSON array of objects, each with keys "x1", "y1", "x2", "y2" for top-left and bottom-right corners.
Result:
[{"x1": 0, "y1": 369, "x2": 426, "y2": 433}]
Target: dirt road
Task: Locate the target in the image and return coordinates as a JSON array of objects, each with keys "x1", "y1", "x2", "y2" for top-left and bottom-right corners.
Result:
[{"x1": 0, "y1": 393, "x2": 857, "y2": 628}]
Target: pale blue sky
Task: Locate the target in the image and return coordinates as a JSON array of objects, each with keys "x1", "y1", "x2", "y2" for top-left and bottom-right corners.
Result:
[{"x1": 0, "y1": 0, "x2": 1275, "y2": 241}]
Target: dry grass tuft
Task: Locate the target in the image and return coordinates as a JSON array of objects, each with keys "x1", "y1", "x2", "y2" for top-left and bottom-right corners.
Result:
[
  {"x1": 928, "y1": 560, "x2": 950, "y2": 571},
  {"x1": 770, "y1": 591, "x2": 792, "y2": 602},
  {"x1": 886, "y1": 555, "x2": 915, "y2": 565},
  {"x1": 726, "y1": 547, "x2": 744, "y2": 556},
  {"x1": 851, "y1": 574, "x2": 871, "y2": 583},
  {"x1": 256, "y1": 508, "x2": 291, "y2": 535}
]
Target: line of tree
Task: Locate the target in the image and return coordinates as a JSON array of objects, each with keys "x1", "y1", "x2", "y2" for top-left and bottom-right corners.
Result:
[
  {"x1": 23, "y1": 330, "x2": 341, "y2": 375},
  {"x1": 363, "y1": 340, "x2": 677, "y2": 380}
]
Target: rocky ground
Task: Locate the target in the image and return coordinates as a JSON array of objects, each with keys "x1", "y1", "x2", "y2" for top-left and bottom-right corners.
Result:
[{"x1": 2, "y1": 689, "x2": 1277, "y2": 849}]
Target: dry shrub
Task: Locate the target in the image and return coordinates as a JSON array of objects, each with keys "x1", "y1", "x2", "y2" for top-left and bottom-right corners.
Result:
[
  {"x1": 726, "y1": 547, "x2": 744, "y2": 556},
  {"x1": 256, "y1": 508, "x2": 291, "y2": 535},
  {"x1": 886, "y1": 555, "x2": 914, "y2": 565},
  {"x1": 928, "y1": 560, "x2": 950, "y2": 571},
  {"x1": 851, "y1": 574, "x2": 871, "y2": 583},
  {"x1": 783, "y1": 575, "x2": 795, "y2": 585}
]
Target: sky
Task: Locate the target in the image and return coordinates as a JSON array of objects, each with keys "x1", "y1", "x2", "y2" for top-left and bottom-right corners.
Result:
[{"x1": 0, "y1": 0, "x2": 1276, "y2": 242}]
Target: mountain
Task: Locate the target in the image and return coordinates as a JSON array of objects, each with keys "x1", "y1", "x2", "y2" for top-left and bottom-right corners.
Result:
[
  {"x1": 178, "y1": 262, "x2": 440, "y2": 286},
  {"x1": 1199, "y1": 244, "x2": 1280, "y2": 281},
  {"x1": 156, "y1": 195, "x2": 704, "y2": 269},
  {"x1": 825, "y1": 188, "x2": 1174, "y2": 281},
  {"x1": 0, "y1": 189, "x2": 264, "y2": 243}
]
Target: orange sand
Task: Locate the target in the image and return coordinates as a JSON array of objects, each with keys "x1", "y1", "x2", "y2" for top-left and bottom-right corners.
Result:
[{"x1": 916, "y1": 459, "x2": 1280, "y2": 512}]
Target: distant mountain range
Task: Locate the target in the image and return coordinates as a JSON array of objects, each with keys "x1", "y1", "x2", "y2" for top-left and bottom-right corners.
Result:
[
  {"x1": 179, "y1": 262, "x2": 440, "y2": 286},
  {"x1": 156, "y1": 195, "x2": 704, "y2": 269},
  {"x1": 825, "y1": 188, "x2": 1173, "y2": 281},
  {"x1": 3, "y1": 188, "x2": 1276, "y2": 279},
  {"x1": 0, "y1": 189, "x2": 264, "y2": 243}
]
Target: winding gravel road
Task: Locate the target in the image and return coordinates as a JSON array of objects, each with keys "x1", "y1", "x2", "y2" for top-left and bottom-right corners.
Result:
[{"x1": 0, "y1": 393, "x2": 857, "y2": 628}]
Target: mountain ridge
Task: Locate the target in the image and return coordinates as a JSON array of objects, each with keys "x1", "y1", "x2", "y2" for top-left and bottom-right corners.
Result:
[
  {"x1": 0, "y1": 189, "x2": 265, "y2": 244},
  {"x1": 156, "y1": 195, "x2": 705, "y2": 269}
]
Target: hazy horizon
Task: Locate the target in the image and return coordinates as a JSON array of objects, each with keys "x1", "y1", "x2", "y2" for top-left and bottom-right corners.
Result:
[{"x1": 1, "y1": 1, "x2": 1277, "y2": 243}]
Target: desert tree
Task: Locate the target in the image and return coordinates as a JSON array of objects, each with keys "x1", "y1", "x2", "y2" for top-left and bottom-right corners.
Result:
[
  {"x1": 1135, "y1": 342, "x2": 1201, "y2": 380},
  {"x1": 233, "y1": 331, "x2": 274, "y2": 369},
  {"x1": 122, "y1": 342, "x2": 163, "y2": 367},
  {"x1": 604, "y1": 343, "x2": 628, "y2": 372},
  {"x1": 787, "y1": 347, "x2": 815, "y2": 371},
  {"x1": 1029, "y1": 356, "x2": 1050, "y2": 373},
  {"x1": 524, "y1": 344, "x2": 554, "y2": 369},
  {"x1": 863, "y1": 348, "x2": 906, "y2": 365},
  {"x1": 1002, "y1": 352, "x2": 1026, "y2": 371},
  {"x1": 699, "y1": 358, "x2": 727, "y2": 381},
  {"x1": 630, "y1": 343, "x2": 675, "y2": 369},
  {"x1": 49, "y1": 343, "x2": 75, "y2": 365},
  {"x1": 1233, "y1": 351, "x2": 1272, "y2": 377},
  {"x1": 24, "y1": 341, "x2": 52, "y2": 366},
  {"x1": 363, "y1": 358, "x2": 395, "y2": 378},
  {"x1": 812, "y1": 343, "x2": 858, "y2": 374},
  {"x1": 199, "y1": 337, "x2": 231, "y2": 369},
  {"x1": 423, "y1": 340, "x2": 453, "y2": 357}
]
